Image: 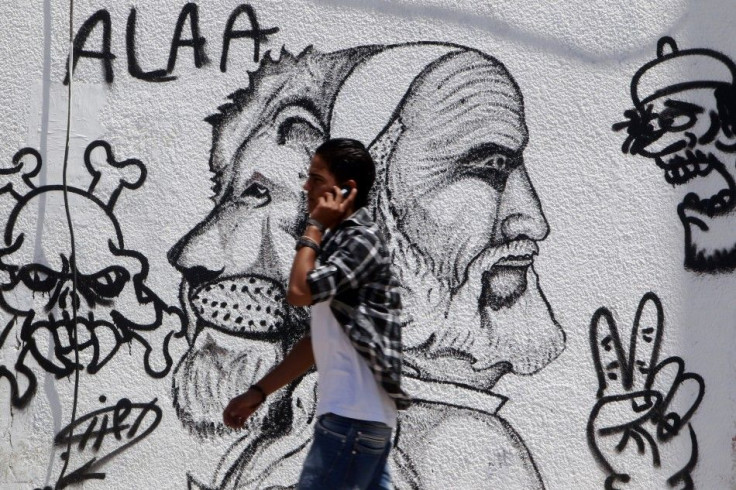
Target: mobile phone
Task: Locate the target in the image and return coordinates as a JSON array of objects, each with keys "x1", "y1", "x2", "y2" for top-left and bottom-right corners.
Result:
[{"x1": 339, "y1": 185, "x2": 351, "y2": 198}]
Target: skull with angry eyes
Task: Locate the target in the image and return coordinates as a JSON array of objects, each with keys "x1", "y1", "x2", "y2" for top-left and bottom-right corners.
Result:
[{"x1": 0, "y1": 143, "x2": 184, "y2": 408}]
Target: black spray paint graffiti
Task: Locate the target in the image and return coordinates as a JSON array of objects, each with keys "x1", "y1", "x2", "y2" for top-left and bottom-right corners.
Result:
[
  {"x1": 36, "y1": 396, "x2": 162, "y2": 489},
  {"x1": 0, "y1": 140, "x2": 185, "y2": 409},
  {"x1": 614, "y1": 37, "x2": 736, "y2": 273},
  {"x1": 169, "y1": 41, "x2": 564, "y2": 489},
  {"x1": 588, "y1": 292, "x2": 704, "y2": 488},
  {"x1": 64, "y1": 3, "x2": 279, "y2": 84}
]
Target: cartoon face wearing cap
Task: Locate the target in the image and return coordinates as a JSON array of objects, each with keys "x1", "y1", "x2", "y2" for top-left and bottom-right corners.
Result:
[{"x1": 615, "y1": 37, "x2": 736, "y2": 272}]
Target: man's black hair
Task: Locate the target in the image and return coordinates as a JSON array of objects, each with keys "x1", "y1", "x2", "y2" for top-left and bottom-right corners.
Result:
[{"x1": 315, "y1": 138, "x2": 376, "y2": 209}]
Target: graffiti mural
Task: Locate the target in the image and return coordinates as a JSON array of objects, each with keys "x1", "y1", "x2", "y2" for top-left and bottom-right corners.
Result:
[
  {"x1": 3, "y1": 2, "x2": 736, "y2": 489},
  {"x1": 614, "y1": 37, "x2": 736, "y2": 273},
  {"x1": 169, "y1": 41, "x2": 564, "y2": 488},
  {"x1": 588, "y1": 292, "x2": 705, "y2": 488}
]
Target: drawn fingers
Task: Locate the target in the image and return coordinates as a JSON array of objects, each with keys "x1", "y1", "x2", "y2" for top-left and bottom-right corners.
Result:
[
  {"x1": 590, "y1": 391, "x2": 662, "y2": 435},
  {"x1": 629, "y1": 292, "x2": 663, "y2": 392},
  {"x1": 649, "y1": 358, "x2": 705, "y2": 440},
  {"x1": 590, "y1": 306, "x2": 628, "y2": 398}
]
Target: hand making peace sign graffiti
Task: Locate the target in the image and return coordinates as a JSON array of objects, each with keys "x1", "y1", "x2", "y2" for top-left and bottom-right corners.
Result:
[{"x1": 587, "y1": 292, "x2": 705, "y2": 489}]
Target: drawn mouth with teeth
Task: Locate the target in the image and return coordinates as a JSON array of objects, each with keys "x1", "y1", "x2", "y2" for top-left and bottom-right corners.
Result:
[
  {"x1": 26, "y1": 315, "x2": 123, "y2": 377},
  {"x1": 189, "y1": 275, "x2": 288, "y2": 339},
  {"x1": 660, "y1": 150, "x2": 736, "y2": 217}
]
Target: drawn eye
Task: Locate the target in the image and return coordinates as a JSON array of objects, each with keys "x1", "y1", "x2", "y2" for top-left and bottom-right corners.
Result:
[
  {"x1": 18, "y1": 265, "x2": 58, "y2": 293},
  {"x1": 85, "y1": 267, "x2": 129, "y2": 298},
  {"x1": 658, "y1": 107, "x2": 696, "y2": 131},
  {"x1": 241, "y1": 182, "x2": 271, "y2": 207}
]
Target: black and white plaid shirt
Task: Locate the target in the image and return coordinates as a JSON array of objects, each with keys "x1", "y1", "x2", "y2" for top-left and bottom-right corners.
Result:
[{"x1": 306, "y1": 207, "x2": 411, "y2": 410}]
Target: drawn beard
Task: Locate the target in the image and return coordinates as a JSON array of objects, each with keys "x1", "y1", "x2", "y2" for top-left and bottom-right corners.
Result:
[
  {"x1": 665, "y1": 149, "x2": 736, "y2": 272},
  {"x1": 679, "y1": 188, "x2": 736, "y2": 272},
  {"x1": 480, "y1": 266, "x2": 528, "y2": 311},
  {"x1": 475, "y1": 265, "x2": 564, "y2": 374},
  {"x1": 682, "y1": 207, "x2": 736, "y2": 272},
  {"x1": 376, "y1": 187, "x2": 564, "y2": 383}
]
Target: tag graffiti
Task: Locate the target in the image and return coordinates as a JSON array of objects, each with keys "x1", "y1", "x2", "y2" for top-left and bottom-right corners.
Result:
[{"x1": 63, "y1": 2, "x2": 280, "y2": 84}]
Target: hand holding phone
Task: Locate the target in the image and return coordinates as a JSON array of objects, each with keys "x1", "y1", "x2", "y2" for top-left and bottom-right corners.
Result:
[{"x1": 310, "y1": 185, "x2": 356, "y2": 230}]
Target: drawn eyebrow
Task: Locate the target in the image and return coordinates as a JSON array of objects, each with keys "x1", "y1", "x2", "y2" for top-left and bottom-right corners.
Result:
[{"x1": 663, "y1": 99, "x2": 704, "y2": 113}]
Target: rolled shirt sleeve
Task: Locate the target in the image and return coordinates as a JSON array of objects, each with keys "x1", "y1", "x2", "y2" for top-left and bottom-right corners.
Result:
[{"x1": 306, "y1": 230, "x2": 380, "y2": 304}]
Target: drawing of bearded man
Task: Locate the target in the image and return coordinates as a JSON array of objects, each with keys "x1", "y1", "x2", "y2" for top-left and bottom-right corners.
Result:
[{"x1": 330, "y1": 44, "x2": 565, "y2": 489}]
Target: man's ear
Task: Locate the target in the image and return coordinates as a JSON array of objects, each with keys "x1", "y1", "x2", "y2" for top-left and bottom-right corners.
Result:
[{"x1": 344, "y1": 179, "x2": 357, "y2": 191}]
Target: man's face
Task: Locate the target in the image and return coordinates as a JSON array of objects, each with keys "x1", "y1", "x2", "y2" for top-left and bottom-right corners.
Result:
[
  {"x1": 628, "y1": 87, "x2": 736, "y2": 271},
  {"x1": 303, "y1": 154, "x2": 338, "y2": 214}
]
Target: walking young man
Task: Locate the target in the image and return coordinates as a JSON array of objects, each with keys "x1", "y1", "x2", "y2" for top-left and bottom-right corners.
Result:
[{"x1": 223, "y1": 138, "x2": 410, "y2": 489}]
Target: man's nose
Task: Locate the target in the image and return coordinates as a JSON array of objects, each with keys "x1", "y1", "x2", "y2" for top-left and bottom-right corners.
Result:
[{"x1": 494, "y1": 165, "x2": 549, "y2": 243}]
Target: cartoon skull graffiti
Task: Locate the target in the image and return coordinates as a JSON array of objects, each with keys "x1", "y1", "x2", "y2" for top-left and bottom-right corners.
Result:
[{"x1": 0, "y1": 141, "x2": 184, "y2": 408}]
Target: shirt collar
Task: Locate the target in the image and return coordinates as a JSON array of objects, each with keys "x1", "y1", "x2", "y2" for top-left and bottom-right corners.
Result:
[
  {"x1": 341, "y1": 207, "x2": 373, "y2": 228},
  {"x1": 402, "y1": 376, "x2": 507, "y2": 415}
]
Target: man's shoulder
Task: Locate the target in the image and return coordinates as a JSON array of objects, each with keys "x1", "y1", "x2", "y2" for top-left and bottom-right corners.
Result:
[
  {"x1": 339, "y1": 209, "x2": 384, "y2": 243},
  {"x1": 340, "y1": 221, "x2": 387, "y2": 250}
]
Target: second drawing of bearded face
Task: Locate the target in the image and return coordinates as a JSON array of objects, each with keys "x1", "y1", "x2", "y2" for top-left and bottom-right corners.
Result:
[{"x1": 168, "y1": 43, "x2": 564, "y2": 432}]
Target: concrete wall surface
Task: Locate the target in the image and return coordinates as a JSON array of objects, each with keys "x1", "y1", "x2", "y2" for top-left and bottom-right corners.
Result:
[{"x1": 0, "y1": 1, "x2": 735, "y2": 488}]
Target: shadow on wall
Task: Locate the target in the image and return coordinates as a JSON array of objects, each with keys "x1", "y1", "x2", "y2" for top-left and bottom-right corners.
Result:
[
  {"x1": 168, "y1": 41, "x2": 565, "y2": 489},
  {"x1": 312, "y1": 0, "x2": 689, "y2": 61}
]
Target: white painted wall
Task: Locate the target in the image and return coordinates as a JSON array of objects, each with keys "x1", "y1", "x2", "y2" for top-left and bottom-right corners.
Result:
[{"x1": 0, "y1": 1, "x2": 734, "y2": 488}]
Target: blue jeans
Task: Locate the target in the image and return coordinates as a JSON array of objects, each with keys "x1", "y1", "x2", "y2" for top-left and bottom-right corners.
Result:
[{"x1": 297, "y1": 413, "x2": 393, "y2": 490}]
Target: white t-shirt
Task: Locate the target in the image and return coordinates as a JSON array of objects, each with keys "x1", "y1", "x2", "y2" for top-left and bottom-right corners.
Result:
[{"x1": 310, "y1": 301, "x2": 398, "y2": 428}]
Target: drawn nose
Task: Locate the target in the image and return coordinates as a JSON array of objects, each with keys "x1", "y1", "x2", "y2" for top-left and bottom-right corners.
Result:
[
  {"x1": 55, "y1": 284, "x2": 81, "y2": 312},
  {"x1": 168, "y1": 237, "x2": 223, "y2": 290},
  {"x1": 167, "y1": 215, "x2": 226, "y2": 288},
  {"x1": 179, "y1": 266, "x2": 223, "y2": 290},
  {"x1": 495, "y1": 165, "x2": 549, "y2": 243}
]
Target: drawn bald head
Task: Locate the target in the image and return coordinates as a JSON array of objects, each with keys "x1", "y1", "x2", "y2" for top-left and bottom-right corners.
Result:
[{"x1": 351, "y1": 45, "x2": 562, "y2": 386}]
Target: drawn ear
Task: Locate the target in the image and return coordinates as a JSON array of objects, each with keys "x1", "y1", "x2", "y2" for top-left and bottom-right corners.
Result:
[
  {"x1": 0, "y1": 148, "x2": 42, "y2": 201},
  {"x1": 85, "y1": 140, "x2": 146, "y2": 211}
]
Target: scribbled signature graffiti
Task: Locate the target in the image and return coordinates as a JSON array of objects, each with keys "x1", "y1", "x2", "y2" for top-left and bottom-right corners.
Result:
[
  {"x1": 45, "y1": 396, "x2": 163, "y2": 489},
  {"x1": 64, "y1": 3, "x2": 279, "y2": 84},
  {"x1": 588, "y1": 292, "x2": 705, "y2": 488}
]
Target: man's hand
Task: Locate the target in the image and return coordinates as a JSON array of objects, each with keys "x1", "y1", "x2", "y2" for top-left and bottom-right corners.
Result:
[
  {"x1": 310, "y1": 186, "x2": 357, "y2": 230},
  {"x1": 223, "y1": 388, "x2": 265, "y2": 429}
]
